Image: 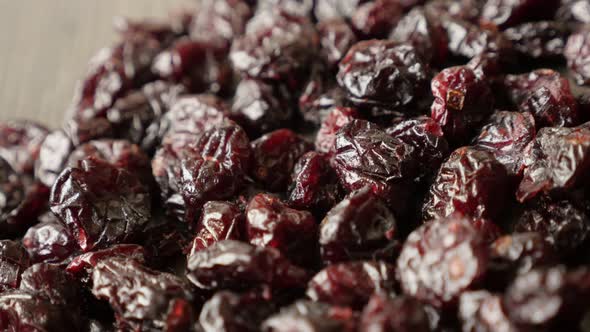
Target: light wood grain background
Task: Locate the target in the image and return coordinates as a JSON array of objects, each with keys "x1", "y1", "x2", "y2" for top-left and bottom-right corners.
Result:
[{"x1": 0, "y1": 0, "x2": 191, "y2": 128}]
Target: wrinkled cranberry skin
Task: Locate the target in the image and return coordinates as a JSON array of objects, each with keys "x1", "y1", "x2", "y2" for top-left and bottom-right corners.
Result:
[
  {"x1": 430, "y1": 65, "x2": 494, "y2": 144},
  {"x1": 350, "y1": 0, "x2": 402, "y2": 39},
  {"x1": 262, "y1": 300, "x2": 357, "y2": 332},
  {"x1": 517, "y1": 125, "x2": 590, "y2": 202},
  {"x1": 459, "y1": 291, "x2": 517, "y2": 332},
  {"x1": 441, "y1": 17, "x2": 512, "y2": 60},
  {"x1": 504, "y1": 69, "x2": 580, "y2": 128},
  {"x1": 0, "y1": 240, "x2": 31, "y2": 292},
  {"x1": 426, "y1": 0, "x2": 483, "y2": 23},
  {"x1": 298, "y1": 69, "x2": 348, "y2": 125},
  {"x1": 557, "y1": 0, "x2": 590, "y2": 24},
  {"x1": 319, "y1": 187, "x2": 396, "y2": 264},
  {"x1": 189, "y1": 201, "x2": 244, "y2": 254},
  {"x1": 34, "y1": 130, "x2": 75, "y2": 188},
  {"x1": 288, "y1": 152, "x2": 343, "y2": 217},
  {"x1": 66, "y1": 244, "x2": 146, "y2": 280},
  {"x1": 337, "y1": 40, "x2": 431, "y2": 111},
  {"x1": 251, "y1": 129, "x2": 312, "y2": 191},
  {"x1": 315, "y1": 107, "x2": 359, "y2": 155},
  {"x1": 423, "y1": 147, "x2": 512, "y2": 223},
  {"x1": 360, "y1": 294, "x2": 431, "y2": 332},
  {"x1": 230, "y1": 79, "x2": 294, "y2": 137},
  {"x1": 190, "y1": 0, "x2": 253, "y2": 47},
  {"x1": 565, "y1": 26, "x2": 590, "y2": 86},
  {"x1": 186, "y1": 240, "x2": 310, "y2": 291},
  {"x1": 480, "y1": 0, "x2": 560, "y2": 29},
  {"x1": 505, "y1": 21, "x2": 570, "y2": 60},
  {"x1": 397, "y1": 215, "x2": 489, "y2": 309},
  {"x1": 317, "y1": 20, "x2": 358, "y2": 69},
  {"x1": 331, "y1": 120, "x2": 416, "y2": 212},
  {"x1": 230, "y1": 8, "x2": 318, "y2": 87},
  {"x1": 20, "y1": 263, "x2": 81, "y2": 308},
  {"x1": 49, "y1": 159, "x2": 151, "y2": 252},
  {"x1": 22, "y1": 216, "x2": 77, "y2": 264},
  {"x1": 307, "y1": 261, "x2": 396, "y2": 309},
  {"x1": 0, "y1": 121, "x2": 48, "y2": 175},
  {"x1": 92, "y1": 257, "x2": 193, "y2": 331}
]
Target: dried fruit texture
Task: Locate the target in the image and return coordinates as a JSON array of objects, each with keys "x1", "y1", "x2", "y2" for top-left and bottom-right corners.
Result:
[
  {"x1": 565, "y1": 26, "x2": 590, "y2": 86},
  {"x1": 299, "y1": 68, "x2": 348, "y2": 125},
  {"x1": 425, "y1": 0, "x2": 484, "y2": 23},
  {"x1": 315, "y1": 107, "x2": 360, "y2": 155},
  {"x1": 230, "y1": 8, "x2": 318, "y2": 87},
  {"x1": 459, "y1": 291, "x2": 518, "y2": 332},
  {"x1": 441, "y1": 16, "x2": 512, "y2": 60},
  {"x1": 190, "y1": 0, "x2": 253, "y2": 47},
  {"x1": 473, "y1": 111, "x2": 536, "y2": 176},
  {"x1": 390, "y1": 7, "x2": 449, "y2": 65},
  {"x1": 186, "y1": 240, "x2": 309, "y2": 291},
  {"x1": 317, "y1": 19, "x2": 358, "y2": 69},
  {"x1": 504, "y1": 69, "x2": 580, "y2": 128},
  {"x1": 397, "y1": 215, "x2": 489, "y2": 309},
  {"x1": 423, "y1": 147, "x2": 511, "y2": 223},
  {"x1": 262, "y1": 300, "x2": 357, "y2": 332},
  {"x1": 230, "y1": 79, "x2": 294, "y2": 137},
  {"x1": 107, "y1": 81, "x2": 186, "y2": 152},
  {"x1": 387, "y1": 116, "x2": 450, "y2": 180},
  {"x1": 34, "y1": 130, "x2": 75, "y2": 188},
  {"x1": 314, "y1": 0, "x2": 368, "y2": 21},
  {"x1": 19, "y1": 263, "x2": 81, "y2": 308},
  {"x1": 331, "y1": 120, "x2": 416, "y2": 211},
  {"x1": 22, "y1": 216, "x2": 77, "y2": 264},
  {"x1": 359, "y1": 294, "x2": 431, "y2": 332},
  {"x1": 66, "y1": 244, "x2": 146, "y2": 280},
  {"x1": 199, "y1": 290, "x2": 277, "y2": 332},
  {"x1": 152, "y1": 38, "x2": 232, "y2": 94},
  {"x1": 139, "y1": 216, "x2": 192, "y2": 265},
  {"x1": 466, "y1": 52, "x2": 503, "y2": 80},
  {"x1": 288, "y1": 152, "x2": 343, "y2": 217},
  {"x1": 430, "y1": 65, "x2": 494, "y2": 144},
  {"x1": 91, "y1": 257, "x2": 193, "y2": 331},
  {"x1": 504, "y1": 21, "x2": 570, "y2": 60},
  {"x1": 516, "y1": 125, "x2": 590, "y2": 202},
  {"x1": 49, "y1": 158, "x2": 151, "y2": 252},
  {"x1": 350, "y1": 0, "x2": 403, "y2": 39},
  {"x1": 514, "y1": 198, "x2": 590, "y2": 256},
  {"x1": 319, "y1": 187, "x2": 396, "y2": 264},
  {"x1": 0, "y1": 240, "x2": 31, "y2": 292},
  {"x1": 337, "y1": 40, "x2": 431, "y2": 111},
  {"x1": 251, "y1": 129, "x2": 312, "y2": 191},
  {"x1": 307, "y1": 261, "x2": 397, "y2": 309},
  {"x1": 189, "y1": 201, "x2": 244, "y2": 255},
  {"x1": 504, "y1": 266, "x2": 590, "y2": 330},
  {"x1": 557, "y1": 0, "x2": 590, "y2": 24},
  {"x1": 0, "y1": 121, "x2": 48, "y2": 175},
  {"x1": 480, "y1": 0, "x2": 560, "y2": 29},
  {"x1": 179, "y1": 122, "x2": 252, "y2": 222}
]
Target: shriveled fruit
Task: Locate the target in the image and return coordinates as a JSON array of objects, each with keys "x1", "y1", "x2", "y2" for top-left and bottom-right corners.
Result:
[
  {"x1": 459, "y1": 291, "x2": 517, "y2": 332},
  {"x1": 359, "y1": 294, "x2": 431, "y2": 332},
  {"x1": 504, "y1": 21, "x2": 570, "y2": 60},
  {"x1": 565, "y1": 26, "x2": 590, "y2": 86},
  {"x1": 34, "y1": 130, "x2": 75, "y2": 188},
  {"x1": 315, "y1": 107, "x2": 359, "y2": 155},
  {"x1": 262, "y1": 300, "x2": 357, "y2": 332},
  {"x1": 0, "y1": 240, "x2": 31, "y2": 292},
  {"x1": 316, "y1": 19, "x2": 358, "y2": 69},
  {"x1": 349, "y1": 0, "x2": 402, "y2": 39},
  {"x1": 441, "y1": 16, "x2": 512, "y2": 60},
  {"x1": 480, "y1": 0, "x2": 560, "y2": 29},
  {"x1": 66, "y1": 244, "x2": 146, "y2": 280},
  {"x1": 0, "y1": 121, "x2": 48, "y2": 175},
  {"x1": 189, "y1": 201, "x2": 244, "y2": 255},
  {"x1": 22, "y1": 215, "x2": 77, "y2": 264}
]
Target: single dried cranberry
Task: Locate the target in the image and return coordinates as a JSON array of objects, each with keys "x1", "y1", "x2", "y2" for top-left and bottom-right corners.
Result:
[
  {"x1": 516, "y1": 124, "x2": 590, "y2": 202},
  {"x1": 315, "y1": 107, "x2": 359, "y2": 155},
  {"x1": 504, "y1": 21, "x2": 570, "y2": 60},
  {"x1": 91, "y1": 257, "x2": 193, "y2": 331},
  {"x1": 189, "y1": 201, "x2": 244, "y2": 254},
  {"x1": 20, "y1": 263, "x2": 81, "y2": 308},
  {"x1": 316, "y1": 20, "x2": 358, "y2": 69},
  {"x1": 262, "y1": 300, "x2": 357, "y2": 332},
  {"x1": 0, "y1": 121, "x2": 48, "y2": 175},
  {"x1": 66, "y1": 244, "x2": 146, "y2": 280},
  {"x1": 430, "y1": 65, "x2": 494, "y2": 144},
  {"x1": 0, "y1": 240, "x2": 31, "y2": 292},
  {"x1": 250, "y1": 129, "x2": 312, "y2": 191},
  {"x1": 459, "y1": 291, "x2": 517, "y2": 332},
  {"x1": 190, "y1": 0, "x2": 253, "y2": 47},
  {"x1": 22, "y1": 216, "x2": 77, "y2": 264},
  {"x1": 557, "y1": 0, "x2": 590, "y2": 24},
  {"x1": 49, "y1": 158, "x2": 151, "y2": 251},
  {"x1": 152, "y1": 38, "x2": 232, "y2": 94},
  {"x1": 319, "y1": 187, "x2": 396, "y2": 264},
  {"x1": 350, "y1": 0, "x2": 402, "y2": 39},
  {"x1": 359, "y1": 294, "x2": 431, "y2": 332},
  {"x1": 397, "y1": 215, "x2": 489, "y2": 309},
  {"x1": 337, "y1": 40, "x2": 431, "y2": 111},
  {"x1": 34, "y1": 130, "x2": 75, "y2": 188},
  {"x1": 186, "y1": 240, "x2": 310, "y2": 291},
  {"x1": 307, "y1": 261, "x2": 396, "y2": 309},
  {"x1": 504, "y1": 69, "x2": 580, "y2": 128},
  {"x1": 245, "y1": 194, "x2": 317, "y2": 265},
  {"x1": 441, "y1": 16, "x2": 512, "y2": 60},
  {"x1": 230, "y1": 79, "x2": 294, "y2": 137},
  {"x1": 480, "y1": 0, "x2": 560, "y2": 29},
  {"x1": 565, "y1": 26, "x2": 590, "y2": 86},
  {"x1": 473, "y1": 111, "x2": 536, "y2": 176},
  {"x1": 288, "y1": 152, "x2": 343, "y2": 217},
  {"x1": 423, "y1": 147, "x2": 512, "y2": 223},
  {"x1": 298, "y1": 68, "x2": 348, "y2": 125}
]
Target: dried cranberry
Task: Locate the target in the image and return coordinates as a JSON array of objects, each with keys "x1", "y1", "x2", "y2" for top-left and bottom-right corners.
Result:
[
  {"x1": 0, "y1": 121, "x2": 48, "y2": 175},
  {"x1": 360, "y1": 294, "x2": 431, "y2": 332},
  {"x1": 190, "y1": 0, "x2": 253, "y2": 47},
  {"x1": 466, "y1": 52, "x2": 504, "y2": 80},
  {"x1": 397, "y1": 214, "x2": 488, "y2": 309},
  {"x1": 307, "y1": 261, "x2": 396, "y2": 309},
  {"x1": 504, "y1": 21, "x2": 570, "y2": 60},
  {"x1": 298, "y1": 68, "x2": 348, "y2": 125},
  {"x1": 49, "y1": 158, "x2": 151, "y2": 251},
  {"x1": 140, "y1": 216, "x2": 192, "y2": 265},
  {"x1": 314, "y1": 0, "x2": 368, "y2": 21},
  {"x1": 91, "y1": 257, "x2": 193, "y2": 331},
  {"x1": 423, "y1": 147, "x2": 512, "y2": 223},
  {"x1": 337, "y1": 40, "x2": 431, "y2": 111},
  {"x1": 34, "y1": 130, "x2": 75, "y2": 188},
  {"x1": 565, "y1": 26, "x2": 590, "y2": 86},
  {"x1": 516, "y1": 124, "x2": 590, "y2": 202},
  {"x1": 262, "y1": 300, "x2": 357, "y2": 332},
  {"x1": 22, "y1": 216, "x2": 77, "y2": 264},
  {"x1": 0, "y1": 240, "x2": 31, "y2": 292},
  {"x1": 66, "y1": 244, "x2": 146, "y2": 280},
  {"x1": 316, "y1": 19, "x2": 358, "y2": 69},
  {"x1": 251, "y1": 129, "x2": 312, "y2": 191},
  {"x1": 425, "y1": 0, "x2": 484, "y2": 23},
  {"x1": 189, "y1": 201, "x2": 244, "y2": 254},
  {"x1": 319, "y1": 187, "x2": 396, "y2": 264},
  {"x1": 557, "y1": 0, "x2": 590, "y2": 24},
  {"x1": 480, "y1": 0, "x2": 560, "y2": 29},
  {"x1": 20, "y1": 263, "x2": 81, "y2": 308},
  {"x1": 504, "y1": 69, "x2": 580, "y2": 128},
  {"x1": 315, "y1": 107, "x2": 359, "y2": 155},
  {"x1": 186, "y1": 240, "x2": 309, "y2": 291},
  {"x1": 350, "y1": 0, "x2": 402, "y2": 39},
  {"x1": 459, "y1": 291, "x2": 517, "y2": 332},
  {"x1": 441, "y1": 16, "x2": 512, "y2": 60}
]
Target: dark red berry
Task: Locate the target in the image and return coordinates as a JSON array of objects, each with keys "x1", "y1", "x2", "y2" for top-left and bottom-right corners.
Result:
[
  {"x1": 565, "y1": 26, "x2": 590, "y2": 86},
  {"x1": 504, "y1": 21, "x2": 570, "y2": 60},
  {"x1": 66, "y1": 244, "x2": 146, "y2": 280},
  {"x1": 459, "y1": 291, "x2": 517, "y2": 332},
  {"x1": 262, "y1": 300, "x2": 357, "y2": 332},
  {"x1": 298, "y1": 68, "x2": 348, "y2": 125},
  {"x1": 557, "y1": 0, "x2": 590, "y2": 24},
  {"x1": 189, "y1": 201, "x2": 244, "y2": 255},
  {"x1": 0, "y1": 240, "x2": 31, "y2": 292},
  {"x1": 20, "y1": 263, "x2": 81, "y2": 307},
  {"x1": 440, "y1": 16, "x2": 512, "y2": 60},
  {"x1": 34, "y1": 130, "x2": 75, "y2": 188},
  {"x1": 316, "y1": 19, "x2": 358, "y2": 69},
  {"x1": 22, "y1": 216, "x2": 77, "y2": 264},
  {"x1": 190, "y1": 0, "x2": 253, "y2": 47},
  {"x1": 425, "y1": 0, "x2": 484, "y2": 23},
  {"x1": 315, "y1": 107, "x2": 359, "y2": 155},
  {"x1": 350, "y1": 0, "x2": 402, "y2": 39},
  {"x1": 360, "y1": 294, "x2": 431, "y2": 332},
  {"x1": 480, "y1": 0, "x2": 560, "y2": 29},
  {"x1": 0, "y1": 121, "x2": 48, "y2": 175}
]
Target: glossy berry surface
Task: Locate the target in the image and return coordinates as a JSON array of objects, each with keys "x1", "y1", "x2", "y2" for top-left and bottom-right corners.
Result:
[
  {"x1": 480, "y1": 0, "x2": 560, "y2": 29},
  {"x1": 565, "y1": 26, "x2": 590, "y2": 86},
  {"x1": 504, "y1": 21, "x2": 569, "y2": 60},
  {"x1": 0, "y1": 240, "x2": 31, "y2": 292},
  {"x1": 315, "y1": 107, "x2": 359, "y2": 155},
  {"x1": 0, "y1": 121, "x2": 48, "y2": 175},
  {"x1": 34, "y1": 130, "x2": 75, "y2": 188},
  {"x1": 22, "y1": 215, "x2": 77, "y2": 264},
  {"x1": 360, "y1": 294, "x2": 431, "y2": 332},
  {"x1": 316, "y1": 19, "x2": 358, "y2": 69},
  {"x1": 189, "y1": 201, "x2": 244, "y2": 254},
  {"x1": 262, "y1": 300, "x2": 357, "y2": 332}
]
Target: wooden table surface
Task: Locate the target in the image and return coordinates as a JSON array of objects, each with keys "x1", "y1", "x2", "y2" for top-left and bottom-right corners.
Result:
[{"x1": 0, "y1": 0, "x2": 190, "y2": 128}]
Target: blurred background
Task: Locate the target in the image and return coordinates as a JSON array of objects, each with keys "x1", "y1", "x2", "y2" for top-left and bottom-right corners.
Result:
[{"x1": 0, "y1": 0, "x2": 189, "y2": 128}]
